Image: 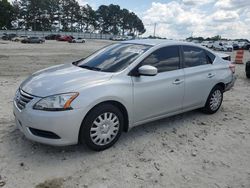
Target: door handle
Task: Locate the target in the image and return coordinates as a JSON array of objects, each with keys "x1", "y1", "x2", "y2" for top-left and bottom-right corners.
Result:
[
  {"x1": 207, "y1": 73, "x2": 215, "y2": 78},
  {"x1": 173, "y1": 79, "x2": 184, "y2": 85}
]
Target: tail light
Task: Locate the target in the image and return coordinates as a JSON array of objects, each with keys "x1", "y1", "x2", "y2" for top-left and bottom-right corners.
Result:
[{"x1": 229, "y1": 63, "x2": 235, "y2": 74}]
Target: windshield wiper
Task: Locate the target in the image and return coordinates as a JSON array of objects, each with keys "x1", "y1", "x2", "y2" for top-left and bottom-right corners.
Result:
[
  {"x1": 72, "y1": 58, "x2": 85, "y2": 65},
  {"x1": 79, "y1": 65, "x2": 102, "y2": 71}
]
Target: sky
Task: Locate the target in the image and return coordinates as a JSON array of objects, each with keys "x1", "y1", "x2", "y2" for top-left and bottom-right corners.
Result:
[
  {"x1": 80, "y1": 0, "x2": 250, "y2": 40},
  {"x1": 8, "y1": 0, "x2": 250, "y2": 39}
]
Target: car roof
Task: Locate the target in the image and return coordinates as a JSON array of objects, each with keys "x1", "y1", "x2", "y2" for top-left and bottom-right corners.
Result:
[
  {"x1": 122, "y1": 39, "x2": 201, "y2": 47},
  {"x1": 122, "y1": 39, "x2": 218, "y2": 57}
]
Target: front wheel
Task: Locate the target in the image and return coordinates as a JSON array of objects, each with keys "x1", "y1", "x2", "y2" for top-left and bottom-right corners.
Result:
[
  {"x1": 202, "y1": 86, "x2": 223, "y2": 114},
  {"x1": 80, "y1": 104, "x2": 124, "y2": 151}
]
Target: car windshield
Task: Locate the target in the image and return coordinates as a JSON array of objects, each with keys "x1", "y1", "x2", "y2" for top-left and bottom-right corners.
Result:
[{"x1": 75, "y1": 43, "x2": 151, "y2": 72}]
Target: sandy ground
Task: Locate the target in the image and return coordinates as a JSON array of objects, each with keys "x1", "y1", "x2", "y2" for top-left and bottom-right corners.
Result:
[{"x1": 0, "y1": 40, "x2": 250, "y2": 188}]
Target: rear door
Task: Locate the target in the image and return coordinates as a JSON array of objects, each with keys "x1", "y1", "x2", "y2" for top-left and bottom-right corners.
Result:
[
  {"x1": 132, "y1": 45, "x2": 184, "y2": 123},
  {"x1": 182, "y1": 45, "x2": 217, "y2": 110}
]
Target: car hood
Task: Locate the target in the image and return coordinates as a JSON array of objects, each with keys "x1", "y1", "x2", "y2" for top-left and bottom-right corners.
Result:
[{"x1": 20, "y1": 64, "x2": 113, "y2": 97}]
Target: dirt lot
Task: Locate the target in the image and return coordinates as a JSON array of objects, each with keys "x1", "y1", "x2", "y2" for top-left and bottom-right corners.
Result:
[{"x1": 0, "y1": 40, "x2": 250, "y2": 188}]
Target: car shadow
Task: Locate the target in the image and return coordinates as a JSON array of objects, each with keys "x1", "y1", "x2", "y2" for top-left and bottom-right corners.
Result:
[
  {"x1": 119, "y1": 109, "x2": 201, "y2": 143},
  {"x1": 3, "y1": 109, "x2": 205, "y2": 165}
]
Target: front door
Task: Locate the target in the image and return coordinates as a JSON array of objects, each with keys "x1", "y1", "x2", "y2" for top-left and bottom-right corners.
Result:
[{"x1": 132, "y1": 45, "x2": 184, "y2": 124}]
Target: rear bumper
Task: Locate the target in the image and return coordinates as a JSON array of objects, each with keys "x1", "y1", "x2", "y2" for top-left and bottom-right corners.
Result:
[{"x1": 225, "y1": 75, "x2": 236, "y2": 91}]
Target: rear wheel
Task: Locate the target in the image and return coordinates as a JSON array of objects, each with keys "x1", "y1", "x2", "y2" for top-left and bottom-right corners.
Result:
[
  {"x1": 80, "y1": 104, "x2": 124, "y2": 151},
  {"x1": 202, "y1": 85, "x2": 223, "y2": 114}
]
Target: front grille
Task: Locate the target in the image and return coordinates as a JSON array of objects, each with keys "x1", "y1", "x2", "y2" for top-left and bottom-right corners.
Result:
[{"x1": 15, "y1": 89, "x2": 34, "y2": 110}]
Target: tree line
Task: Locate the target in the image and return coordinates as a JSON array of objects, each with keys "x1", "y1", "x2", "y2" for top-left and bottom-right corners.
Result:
[
  {"x1": 186, "y1": 35, "x2": 250, "y2": 43},
  {"x1": 0, "y1": 0, "x2": 146, "y2": 36},
  {"x1": 186, "y1": 35, "x2": 222, "y2": 42}
]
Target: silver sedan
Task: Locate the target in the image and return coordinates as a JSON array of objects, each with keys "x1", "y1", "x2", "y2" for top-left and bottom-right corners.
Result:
[{"x1": 13, "y1": 39, "x2": 236, "y2": 150}]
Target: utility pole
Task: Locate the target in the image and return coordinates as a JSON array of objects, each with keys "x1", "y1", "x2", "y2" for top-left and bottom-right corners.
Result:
[{"x1": 153, "y1": 23, "x2": 157, "y2": 37}]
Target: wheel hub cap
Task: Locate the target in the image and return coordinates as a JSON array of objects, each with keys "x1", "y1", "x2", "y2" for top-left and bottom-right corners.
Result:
[
  {"x1": 90, "y1": 112, "x2": 120, "y2": 146},
  {"x1": 210, "y1": 90, "x2": 222, "y2": 111},
  {"x1": 101, "y1": 124, "x2": 110, "y2": 134}
]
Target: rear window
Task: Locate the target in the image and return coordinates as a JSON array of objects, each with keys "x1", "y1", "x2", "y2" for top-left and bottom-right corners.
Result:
[
  {"x1": 183, "y1": 46, "x2": 208, "y2": 67},
  {"x1": 205, "y1": 50, "x2": 216, "y2": 63}
]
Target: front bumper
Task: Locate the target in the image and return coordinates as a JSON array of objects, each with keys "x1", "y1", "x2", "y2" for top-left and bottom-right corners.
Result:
[
  {"x1": 13, "y1": 98, "x2": 85, "y2": 146},
  {"x1": 225, "y1": 75, "x2": 236, "y2": 92}
]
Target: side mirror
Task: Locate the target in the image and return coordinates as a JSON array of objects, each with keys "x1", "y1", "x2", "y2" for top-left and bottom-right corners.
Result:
[{"x1": 138, "y1": 65, "x2": 158, "y2": 76}]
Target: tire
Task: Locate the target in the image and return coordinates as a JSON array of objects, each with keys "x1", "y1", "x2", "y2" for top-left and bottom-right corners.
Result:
[
  {"x1": 246, "y1": 62, "x2": 250, "y2": 78},
  {"x1": 79, "y1": 104, "x2": 124, "y2": 151},
  {"x1": 247, "y1": 73, "x2": 250, "y2": 79},
  {"x1": 201, "y1": 85, "x2": 223, "y2": 114}
]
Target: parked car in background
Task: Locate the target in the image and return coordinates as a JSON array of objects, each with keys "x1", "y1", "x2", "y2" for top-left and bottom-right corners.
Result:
[
  {"x1": 110, "y1": 36, "x2": 127, "y2": 41},
  {"x1": 232, "y1": 43, "x2": 240, "y2": 50},
  {"x1": 238, "y1": 42, "x2": 246, "y2": 48},
  {"x1": 45, "y1": 34, "x2": 61, "y2": 40},
  {"x1": 190, "y1": 40, "x2": 200, "y2": 44},
  {"x1": 213, "y1": 41, "x2": 223, "y2": 51},
  {"x1": 13, "y1": 39, "x2": 236, "y2": 151},
  {"x1": 201, "y1": 41, "x2": 214, "y2": 48},
  {"x1": 21, "y1": 37, "x2": 45, "y2": 44},
  {"x1": 69, "y1": 37, "x2": 86, "y2": 43},
  {"x1": 57, "y1": 35, "x2": 74, "y2": 42},
  {"x1": 243, "y1": 43, "x2": 250, "y2": 50},
  {"x1": 201, "y1": 41, "x2": 209, "y2": 47},
  {"x1": 11, "y1": 36, "x2": 28, "y2": 42},
  {"x1": 223, "y1": 43, "x2": 233, "y2": 52},
  {"x1": 207, "y1": 41, "x2": 214, "y2": 48},
  {"x1": 213, "y1": 41, "x2": 233, "y2": 52},
  {"x1": 2, "y1": 33, "x2": 17, "y2": 40},
  {"x1": 246, "y1": 61, "x2": 250, "y2": 78}
]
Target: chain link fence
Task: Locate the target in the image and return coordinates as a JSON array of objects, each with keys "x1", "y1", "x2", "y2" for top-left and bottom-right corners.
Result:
[{"x1": 0, "y1": 30, "x2": 114, "y2": 40}]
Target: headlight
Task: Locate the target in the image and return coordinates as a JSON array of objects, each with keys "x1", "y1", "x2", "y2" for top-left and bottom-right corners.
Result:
[{"x1": 33, "y1": 92, "x2": 79, "y2": 111}]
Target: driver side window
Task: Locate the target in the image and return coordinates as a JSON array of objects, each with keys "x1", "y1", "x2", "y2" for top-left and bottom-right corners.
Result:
[{"x1": 141, "y1": 46, "x2": 180, "y2": 73}]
